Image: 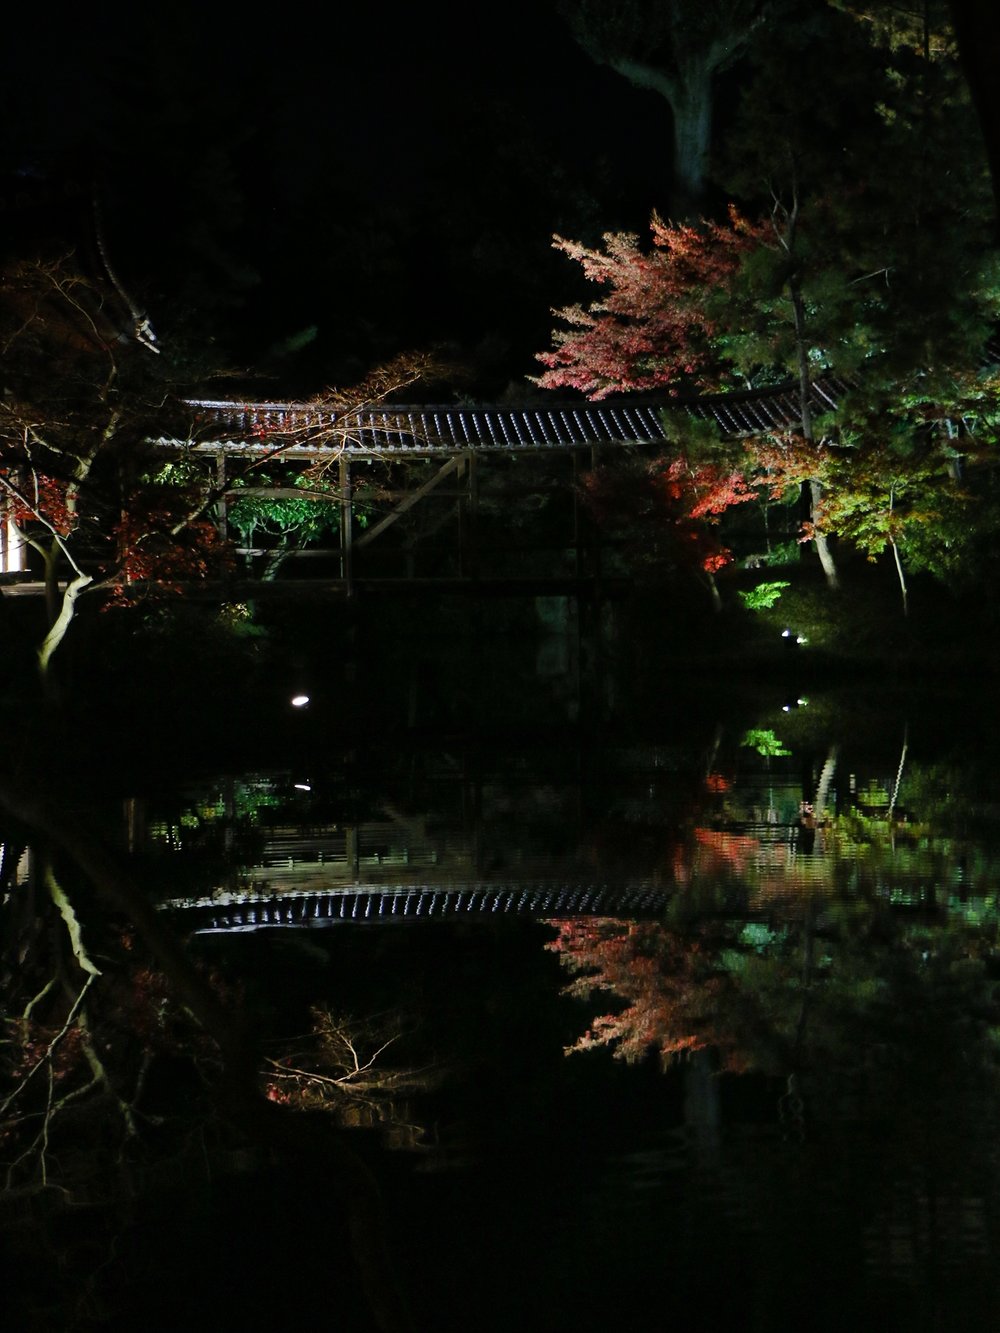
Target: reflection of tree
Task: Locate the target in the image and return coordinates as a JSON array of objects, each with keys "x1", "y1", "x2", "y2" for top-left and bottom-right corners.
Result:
[
  {"x1": 547, "y1": 897, "x2": 1000, "y2": 1113},
  {"x1": 667, "y1": 727, "x2": 1000, "y2": 905},
  {"x1": 549, "y1": 890, "x2": 1000, "y2": 1294},
  {"x1": 264, "y1": 1007, "x2": 438, "y2": 1150},
  {"x1": 1, "y1": 903, "x2": 224, "y2": 1191},
  {"x1": 0, "y1": 779, "x2": 420, "y2": 1333},
  {"x1": 546, "y1": 917, "x2": 743, "y2": 1068}
]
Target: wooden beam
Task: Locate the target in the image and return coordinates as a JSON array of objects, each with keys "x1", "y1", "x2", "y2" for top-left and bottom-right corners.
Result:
[
  {"x1": 355, "y1": 455, "x2": 462, "y2": 549},
  {"x1": 223, "y1": 486, "x2": 340, "y2": 503}
]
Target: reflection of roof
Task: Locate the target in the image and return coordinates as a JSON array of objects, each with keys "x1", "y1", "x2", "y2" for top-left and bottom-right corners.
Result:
[
  {"x1": 162, "y1": 881, "x2": 671, "y2": 930},
  {"x1": 182, "y1": 376, "x2": 852, "y2": 458}
]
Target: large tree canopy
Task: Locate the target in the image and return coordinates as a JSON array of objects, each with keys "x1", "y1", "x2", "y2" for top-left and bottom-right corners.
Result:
[
  {"x1": 536, "y1": 1, "x2": 999, "y2": 602},
  {"x1": 556, "y1": 0, "x2": 769, "y2": 215}
]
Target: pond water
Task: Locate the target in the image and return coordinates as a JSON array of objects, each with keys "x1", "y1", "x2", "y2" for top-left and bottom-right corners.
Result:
[{"x1": 5, "y1": 678, "x2": 1000, "y2": 1331}]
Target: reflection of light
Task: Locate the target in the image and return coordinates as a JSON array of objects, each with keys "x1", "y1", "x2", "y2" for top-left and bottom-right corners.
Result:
[
  {"x1": 294, "y1": 783, "x2": 311, "y2": 792},
  {"x1": 798, "y1": 697, "x2": 808, "y2": 707},
  {"x1": 291, "y1": 694, "x2": 310, "y2": 708},
  {"x1": 796, "y1": 635, "x2": 808, "y2": 645}
]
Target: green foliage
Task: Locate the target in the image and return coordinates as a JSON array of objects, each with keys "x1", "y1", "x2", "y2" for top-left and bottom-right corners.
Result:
[
  {"x1": 658, "y1": 409, "x2": 727, "y2": 457},
  {"x1": 759, "y1": 539, "x2": 800, "y2": 567},
  {"x1": 739, "y1": 922, "x2": 784, "y2": 953},
  {"x1": 738, "y1": 580, "x2": 790, "y2": 611},
  {"x1": 147, "y1": 460, "x2": 208, "y2": 487},
  {"x1": 227, "y1": 473, "x2": 341, "y2": 547},
  {"x1": 857, "y1": 780, "x2": 891, "y2": 809},
  {"x1": 216, "y1": 602, "x2": 268, "y2": 638},
  {"x1": 266, "y1": 325, "x2": 319, "y2": 359},
  {"x1": 740, "y1": 727, "x2": 791, "y2": 757}
]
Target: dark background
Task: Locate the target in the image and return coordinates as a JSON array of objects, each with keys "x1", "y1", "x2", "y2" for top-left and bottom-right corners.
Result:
[{"x1": 0, "y1": 4, "x2": 686, "y2": 396}]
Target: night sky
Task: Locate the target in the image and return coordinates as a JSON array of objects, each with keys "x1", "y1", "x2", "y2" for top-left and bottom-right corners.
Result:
[{"x1": 1, "y1": 5, "x2": 680, "y2": 396}]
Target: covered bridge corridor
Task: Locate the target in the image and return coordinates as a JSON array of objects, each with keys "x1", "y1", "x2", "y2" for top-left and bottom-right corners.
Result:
[{"x1": 1, "y1": 377, "x2": 845, "y2": 589}]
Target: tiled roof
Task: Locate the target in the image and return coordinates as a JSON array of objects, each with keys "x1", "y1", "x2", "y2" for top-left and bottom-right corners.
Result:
[{"x1": 182, "y1": 375, "x2": 852, "y2": 458}]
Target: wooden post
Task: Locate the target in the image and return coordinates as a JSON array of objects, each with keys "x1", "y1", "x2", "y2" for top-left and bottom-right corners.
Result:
[
  {"x1": 455, "y1": 454, "x2": 465, "y2": 577},
  {"x1": 590, "y1": 443, "x2": 602, "y2": 585},
  {"x1": 457, "y1": 451, "x2": 478, "y2": 579},
  {"x1": 572, "y1": 450, "x2": 581, "y2": 579},
  {"x1": 346, "y1": 825, "x2": 360, "y2": 880},
  {"x1": 468, "y1": 450, "x2": 479, "y2": 580},
  {"x1": 215, "y1": 453, "x2": 228, "y2": 541},
  {"x1": 339, "y1": 454, "x2": 353, "y2": 593}
]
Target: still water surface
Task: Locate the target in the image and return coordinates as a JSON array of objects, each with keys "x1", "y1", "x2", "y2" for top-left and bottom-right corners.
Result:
[
  {"x1": 6, "y1": 684, "x2": 1000, "y2": 1330},
  {"x1": 138, "y1": 690, "x2": 1000, "y2": 1331}
]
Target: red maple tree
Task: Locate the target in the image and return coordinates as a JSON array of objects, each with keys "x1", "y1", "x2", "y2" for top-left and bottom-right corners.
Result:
[
  {"x1": 534, "y1": 207, "x2": 766, "y2": 399},
  {"x1": 580, "y1": 446, "x2": 758, "y2": 602}
]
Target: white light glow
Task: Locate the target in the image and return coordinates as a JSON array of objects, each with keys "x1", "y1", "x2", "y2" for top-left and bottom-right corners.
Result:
[
  {"x1": 1, "y1": 514, "x2": 26, "y2": 573},
  {"x1": 294, "y1": 783, "x2": 312, "y2": 792},
  {"x1": 291, "y1": 694, "x2": 310, "y2": 708}
]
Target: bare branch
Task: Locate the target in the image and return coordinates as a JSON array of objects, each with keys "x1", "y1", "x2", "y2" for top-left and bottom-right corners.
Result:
[{"x1": 0, "y1": 974, "x2": 96, "y2": 1119}]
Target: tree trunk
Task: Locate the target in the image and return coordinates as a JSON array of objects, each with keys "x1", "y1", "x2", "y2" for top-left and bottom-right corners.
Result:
[
  {"x1": 261, "y1": 542, "x2": 293, "y2": 582},
  {"x1": 813, "y1": 745, "x2": 838, "y2": 820},
  {"x1": 706, "y1": 569, "x2": 723, "y2": 612},
  {"x1": 670, "y1": 67, "x2": 714, "y2": 218},
  {"x1": 610, "y1": 57, "x2": 713, "y2": 218},
  {"x1": 37, "y1": 572, "x2": 93, "y2": 691},
  {"x1": 42, "y1": 541, "x2": 60, "y2": 630},
  {"x1": 809, "y1": 481, "x2": 839, "y2": 590},
  {"x1": 890, "y1": 538, "x2": 909, "y2": 617},
  {"x1": 789, "y1": 271, "x2": 839, "y2": 590}
]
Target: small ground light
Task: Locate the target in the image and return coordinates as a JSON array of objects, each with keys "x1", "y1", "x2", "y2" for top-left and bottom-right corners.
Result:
[
  {"x1": 294, "y1": 783, "x2": 312, "y2": 792},
  {"x1": 291, "y1": 694, "x2": 310, "y2": 708},
  {"x1": 782, "y1": 628, "x2": 792, "y2": 637},
  {"x1": 796, "y1": 635, "x2": 808, "y2": 645}
]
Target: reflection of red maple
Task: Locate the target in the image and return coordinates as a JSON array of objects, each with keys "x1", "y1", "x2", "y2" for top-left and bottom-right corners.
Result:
[
  {"x1": 670, "y1": 827, "x2": 761, "y2": 888},
  {"x1": 545, "y1": 918, "x2": 744, "y2": 1069},
  {"x1": 692, "y1": 828, "x2": 759, "y2": 873}
]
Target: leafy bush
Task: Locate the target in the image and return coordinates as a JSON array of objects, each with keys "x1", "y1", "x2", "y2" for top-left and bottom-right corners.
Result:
[{"x1": 739, "y1": 580, "x2": 791, "y2": 612}]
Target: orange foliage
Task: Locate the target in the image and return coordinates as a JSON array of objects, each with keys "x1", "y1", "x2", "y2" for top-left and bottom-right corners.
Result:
[
  {"x1": 535, "y1": 207, "x2": 770, "y2": 399},
  {"x1": 545, "y1": 918, "x2": 741, "y2": 1067}
]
